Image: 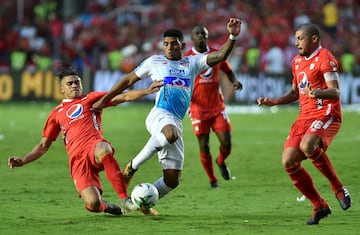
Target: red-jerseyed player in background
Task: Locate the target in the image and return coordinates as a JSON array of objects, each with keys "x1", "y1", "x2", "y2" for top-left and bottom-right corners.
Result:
[
  {"x1": 184, "y1": 26, "x2": 242, "y2": 188},
  {"x1": 257, "y1": 23, "x2": 351, "y2": 225},
  {"x1": 8, "y1": 66, "x2": 162, "y2": 216}
]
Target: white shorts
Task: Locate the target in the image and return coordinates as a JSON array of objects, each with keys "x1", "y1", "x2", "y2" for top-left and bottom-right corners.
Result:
[{"x1": 145, "y1": 107, "x2": 184, "y2": 170}]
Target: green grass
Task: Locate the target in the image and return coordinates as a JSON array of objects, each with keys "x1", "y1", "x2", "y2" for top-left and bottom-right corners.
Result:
[{"x1": 0, "y1": 102, "x2": 359, "y2": 235}]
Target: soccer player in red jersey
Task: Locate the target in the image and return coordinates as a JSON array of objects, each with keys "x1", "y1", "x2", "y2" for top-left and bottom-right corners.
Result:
[
  {"x1": 8, "y1": 66, "x2": 161, "y2": 216},
  {"x1": 183, "y1": 26, "x2": 242, "y2": 188},
  {"x1": 257, "y1": 23, "x2": 351, "y2": 225}
]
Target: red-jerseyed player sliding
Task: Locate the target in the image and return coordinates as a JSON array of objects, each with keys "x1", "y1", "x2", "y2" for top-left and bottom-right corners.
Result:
[
  {"x1": 257, "y1": 23, "x2": 351, "y2": 225},
  {"x1": 8, "y1": 66, "x2": 162, "y2": 216},
  {"x1": 183, "y1": 26, "x2": 242, "y2": 188}
]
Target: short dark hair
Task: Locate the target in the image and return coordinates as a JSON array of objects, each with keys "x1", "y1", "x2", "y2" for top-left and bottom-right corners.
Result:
[
  {"x1": 163, "y1": 28, "x2": 184, "y2": 42},
  {"x1": 55, "y1": 65, "x2": 81, "y2": 82},
  {"x1": 297, "y1": 23, "x2": 320, "y2": 38}
]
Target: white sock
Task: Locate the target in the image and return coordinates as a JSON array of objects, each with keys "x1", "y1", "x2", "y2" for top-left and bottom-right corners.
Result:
[
  {"x1": 132, "y1": 133, "x2": 169, "y2": 169},
  {"x1": 153, "y1": 177, "x2": 173, "y2": 199}
]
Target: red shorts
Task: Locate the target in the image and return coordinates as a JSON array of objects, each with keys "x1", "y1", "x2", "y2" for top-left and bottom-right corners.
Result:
[
  {"x1": 69, "y1": 140, "x2": 110, "y2": 195},
  {"x1": 284, "y1": 116, "x2": 341, "y2": 151},
  {"x1": 190, "y1": 111, "x2": 231, "y2": 135}
]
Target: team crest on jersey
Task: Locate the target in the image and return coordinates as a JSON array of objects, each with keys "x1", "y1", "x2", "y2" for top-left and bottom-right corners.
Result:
[
  {"x1": 66, "y1": 104, "x2": 83, "y2": 119},
  {"x1": 309, "y1": 63, "x2": 315, "y2": 70},
  {"x1": 330, "y1": 61, "x2": 337, "y2": 71},
  {"x1": 180, "y1": 58, "x2": 190, "y2": 67}
]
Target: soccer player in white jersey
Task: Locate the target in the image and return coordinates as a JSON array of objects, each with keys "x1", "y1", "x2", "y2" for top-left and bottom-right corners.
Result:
[{"x1": 93, "y1": 18, "x2": 241, "y2": 215}]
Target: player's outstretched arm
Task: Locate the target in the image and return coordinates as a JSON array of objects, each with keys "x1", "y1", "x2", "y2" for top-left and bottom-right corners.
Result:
[
  {"x1": 207, "y1": 18, "x2": 241, "y2": 67},
  {"x1": 8, "y1": 137, "x2": 53, "y2": 168},
  {"x1": 92, "y1": 71, "x2": 141, "y2": 111},
  {"x1": 111, "y1": 80, "x2": 163, "y2": 105},
  {"x1": 257, "y1": 84, "x2": 299, "y2": 106},
  {"x1": 257, "y1": 96, "x2": 277, "y2": 106}
]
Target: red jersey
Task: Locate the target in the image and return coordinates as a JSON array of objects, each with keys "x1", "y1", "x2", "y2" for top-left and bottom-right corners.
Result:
[
  {"x1": 292, "y1": 47, "x2": 341, "y2": 121},
  {"x1": 42, "y1": 92, "x2": 113, "y2": 159},
  {"x1": 184, "y1": 47, "x2": 232, "y2": 119}
]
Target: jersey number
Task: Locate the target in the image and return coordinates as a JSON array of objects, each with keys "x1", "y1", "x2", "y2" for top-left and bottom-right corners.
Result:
[{"x1": 310, "y1": 120, "x2": 324, "y2": 130}]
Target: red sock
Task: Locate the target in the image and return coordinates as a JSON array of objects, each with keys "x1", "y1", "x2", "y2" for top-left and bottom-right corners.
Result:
[
  {"x1": 200, "y1": 153, "x2": 217, "y2": 182},
  {"x1": 216, "y1": 146, "x2": 231, "y2": 165},
  {"x1": 286, "y1": 163, "x2": 323, "y2": 209},
  {"x1": 102, "y1": 153, "x2": 128, "y2": 200},
  {"x1": 309, "y1": 147, "x2": 343, "y2": 192},
  {"x1": 85, "y1": 201, "x2": 106, "y2": 213}
]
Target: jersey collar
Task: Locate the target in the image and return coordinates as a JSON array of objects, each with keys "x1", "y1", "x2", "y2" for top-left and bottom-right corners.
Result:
[
  {"x1": 191, "y1": 45, "x2": 210, "y2": 55},
  {"x1": 305, "y1": 46, "x2": 322, "y2": 60}
]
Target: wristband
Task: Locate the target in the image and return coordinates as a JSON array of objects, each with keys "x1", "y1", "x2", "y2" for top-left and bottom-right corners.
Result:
[{"x1": 229, "y1": 34, "x2": 238, "y2": 41}]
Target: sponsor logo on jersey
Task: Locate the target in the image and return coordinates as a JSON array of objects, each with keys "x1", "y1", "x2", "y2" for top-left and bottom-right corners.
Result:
[
  {"x1": 297, "y1": 72, "x2": 309, "y2": 92},
  {"x1": 201, "y1": 67, "x2": 213, "y2": 79},
  {"x1": 164, "y1": 76, "x2": 190, "y2": 89},
  {"x1": 66, "y1": 104, "x2": 83, "y2": 119},
  {"x1": 169, "y1": 68, "x2": 186, "y2": 76}
]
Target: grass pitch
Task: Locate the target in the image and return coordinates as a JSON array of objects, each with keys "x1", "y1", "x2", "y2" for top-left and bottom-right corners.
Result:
[{"x1": 0, "y1": 102, "x2": 359, "y2": 235}]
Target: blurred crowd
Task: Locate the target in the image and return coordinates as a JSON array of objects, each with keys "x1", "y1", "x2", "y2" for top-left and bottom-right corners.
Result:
[{"x1": 0, "y1": 0, "x2": 359, "y2": 75}]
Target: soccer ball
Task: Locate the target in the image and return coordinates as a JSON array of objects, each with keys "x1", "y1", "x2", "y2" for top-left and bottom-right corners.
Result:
[{"x1": 131, "y1": 183, "x2": 159, "y2": 209}]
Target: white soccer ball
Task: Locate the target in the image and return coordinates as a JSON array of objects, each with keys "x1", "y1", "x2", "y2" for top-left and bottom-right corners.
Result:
[{"x1": 131, "y1": 183, "x2": 159, "y2": 209}]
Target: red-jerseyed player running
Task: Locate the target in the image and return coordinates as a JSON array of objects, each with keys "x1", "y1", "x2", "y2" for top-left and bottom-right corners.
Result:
[
  {"x1": 257, "y1": 23, "x2": 351, "y2": 225},
  {"x1": 8, "y1": 66, "x2": 162, "y2": 216},
  {"x1": 184, "y1": 26, "x2": 242, "y2": 188}
]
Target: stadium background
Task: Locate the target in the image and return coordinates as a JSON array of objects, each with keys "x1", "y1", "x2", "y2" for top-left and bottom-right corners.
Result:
[{"x1": 0, "y1": 0, "x2": 359, "y2": 104}]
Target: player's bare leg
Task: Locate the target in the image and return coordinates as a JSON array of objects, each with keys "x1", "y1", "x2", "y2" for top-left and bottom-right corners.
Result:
[
  {"x1": 81, "y1": 186, "x2": 122, "y2": 216},
  {"x1": 215, "y1": 131, "x2": 232, "y2": 180},
  {"x1": 197, "y1": 134, "x2": 218, "y2": 187}
]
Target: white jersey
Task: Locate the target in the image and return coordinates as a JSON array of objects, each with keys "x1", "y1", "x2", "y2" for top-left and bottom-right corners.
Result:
[{"x1": 134, "y1": 54, "x2": 209, "y2": 119}]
